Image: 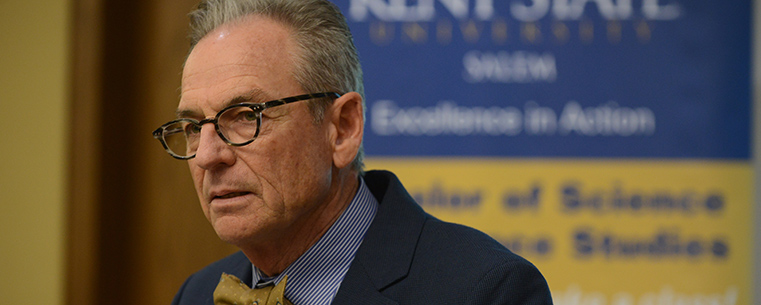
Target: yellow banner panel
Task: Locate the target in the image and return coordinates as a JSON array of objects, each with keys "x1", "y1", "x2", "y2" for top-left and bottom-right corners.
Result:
[{"x1": 365, "y1": 158, "x2": 752, "y2": 305}]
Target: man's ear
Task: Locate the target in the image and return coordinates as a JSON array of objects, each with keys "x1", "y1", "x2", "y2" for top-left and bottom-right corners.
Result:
[{"x1": 328, "y1": 92, "x2": 364, "y2": 170}]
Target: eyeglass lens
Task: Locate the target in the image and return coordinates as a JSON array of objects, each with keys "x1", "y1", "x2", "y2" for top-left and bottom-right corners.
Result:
[{"x1": 162, "y1": 105, "x2": 260, "y2": 158}]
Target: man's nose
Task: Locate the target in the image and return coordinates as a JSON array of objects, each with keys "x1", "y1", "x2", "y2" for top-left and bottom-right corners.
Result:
[{"x1": 192, "y1": 123, "x2": 235, "y2": 169}]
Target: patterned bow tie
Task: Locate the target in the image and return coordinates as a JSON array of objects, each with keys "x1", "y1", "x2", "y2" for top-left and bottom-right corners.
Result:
[{"x1": 213, "y1": 273, "x2": 294, "y2": 305}]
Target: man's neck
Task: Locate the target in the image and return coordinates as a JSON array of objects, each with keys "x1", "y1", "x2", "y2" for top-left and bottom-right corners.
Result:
[{"x1": 240, "y1": 171, "x2": 359, "y2": 276}]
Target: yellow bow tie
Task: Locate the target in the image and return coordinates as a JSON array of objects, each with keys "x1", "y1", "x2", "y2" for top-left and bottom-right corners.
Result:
[{"x1": 213, "y1": 273, "x2": 294, "y2": 305}]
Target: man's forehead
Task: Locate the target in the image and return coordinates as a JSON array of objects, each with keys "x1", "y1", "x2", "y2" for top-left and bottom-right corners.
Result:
[
  {"x1": 187, "y1": 15, "x2": 295, "y2": 63},
  {"x1": 181, "y1": 15, "x2": 296, "y2": 78},
  {"x1": 177, "y1": 87, "x2": 274, "y2": 118},
  {"x1": 177, "y1": 15, "x2": 298, "y2": 117}
]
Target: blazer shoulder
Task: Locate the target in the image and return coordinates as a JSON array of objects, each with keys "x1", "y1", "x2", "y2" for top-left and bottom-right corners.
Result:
[
  {"x1": 411, "y1": 218, "x2": 553, "y2": 304},
  {"x1": 419, "y1": 217, "x2": 529, "y2": 267},
  {"x1": 346, "y1": 170, "x2": 552, "y2": 304}
]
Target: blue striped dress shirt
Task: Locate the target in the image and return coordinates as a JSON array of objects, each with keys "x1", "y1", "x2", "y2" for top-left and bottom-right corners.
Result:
[{"x1": 251, "y1": 177, "x2": 379, "y2": 305}]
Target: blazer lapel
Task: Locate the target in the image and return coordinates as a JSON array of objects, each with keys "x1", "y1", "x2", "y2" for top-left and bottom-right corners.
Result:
[
  {"x1": 332, "y1": 171, "x2": 428, "y2": 305},
  {"x1": 330, "y1": 267, "x2": 399, "y2": 305}
]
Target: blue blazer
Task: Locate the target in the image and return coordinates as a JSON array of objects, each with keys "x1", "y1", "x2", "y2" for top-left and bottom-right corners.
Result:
[{"x1": 172, "y1": 170, "x2": 553, "y2": 304}]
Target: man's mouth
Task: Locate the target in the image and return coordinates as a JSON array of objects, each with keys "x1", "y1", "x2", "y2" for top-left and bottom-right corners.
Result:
[{"x1": 215, "y1": 192, "x2": 251, "y2": 199}]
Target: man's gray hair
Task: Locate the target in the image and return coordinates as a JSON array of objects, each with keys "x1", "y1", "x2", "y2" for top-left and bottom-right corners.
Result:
[{"x1": 188, "y1": 0, "x2": 365, "y2": 171}]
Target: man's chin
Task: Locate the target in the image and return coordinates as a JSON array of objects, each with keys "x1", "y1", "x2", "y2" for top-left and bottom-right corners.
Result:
[{"x1": 212, "y1": 219, "x2": 255, "y2": 245}]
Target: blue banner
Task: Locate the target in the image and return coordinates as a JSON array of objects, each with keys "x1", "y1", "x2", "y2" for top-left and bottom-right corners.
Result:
[{"x1": 333, "y1": 0, "x2": 751, "y2": 159}]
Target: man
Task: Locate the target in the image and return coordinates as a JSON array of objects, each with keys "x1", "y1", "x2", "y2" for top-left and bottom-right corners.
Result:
[{"x1": 154, "y1": 0, "x2": 553, "y2": 304}]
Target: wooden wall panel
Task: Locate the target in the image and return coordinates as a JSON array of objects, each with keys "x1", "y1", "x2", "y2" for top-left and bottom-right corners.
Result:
[
  {"x1": 67, "y1": 0, "x2": 103, "y2": 303},
  {"x1": 68, "y1": 0, "x2": 239, "y2": 304}
]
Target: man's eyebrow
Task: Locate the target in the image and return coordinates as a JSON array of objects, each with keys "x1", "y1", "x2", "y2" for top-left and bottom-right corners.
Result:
[{"x1": 175, "y1": 89, "x2": 270, "y2": 119}]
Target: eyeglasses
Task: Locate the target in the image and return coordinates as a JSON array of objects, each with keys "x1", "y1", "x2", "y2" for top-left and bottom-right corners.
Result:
[{"x1": 153, "y1": 92, "x2": 341, "y2": 160}]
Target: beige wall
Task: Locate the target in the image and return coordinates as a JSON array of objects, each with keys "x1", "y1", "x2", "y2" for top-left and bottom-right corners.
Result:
[{"x1": 0, "y1": 0, "x2": 70, "y2": 304}]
